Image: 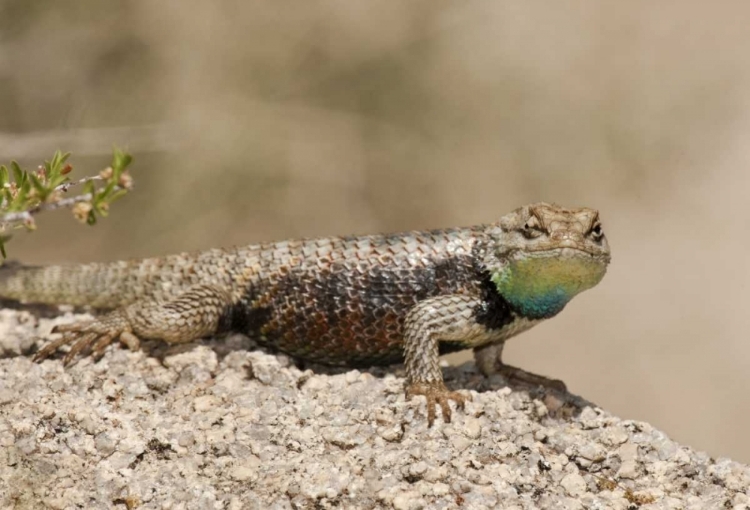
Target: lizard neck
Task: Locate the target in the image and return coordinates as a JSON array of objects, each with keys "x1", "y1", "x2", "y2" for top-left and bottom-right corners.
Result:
[{"x1": 490, "y1": 251, "x2": 608, "y2": 319}]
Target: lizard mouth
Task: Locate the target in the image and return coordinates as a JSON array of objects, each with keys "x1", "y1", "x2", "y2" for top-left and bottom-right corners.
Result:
[{"x1": 522, "y1": 246, "x2": 610, "y2": 262}]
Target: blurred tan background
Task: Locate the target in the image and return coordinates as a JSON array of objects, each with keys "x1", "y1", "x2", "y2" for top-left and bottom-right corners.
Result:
[{"x1": 2, "y1": 1, "x2": 749, "y2": 462}]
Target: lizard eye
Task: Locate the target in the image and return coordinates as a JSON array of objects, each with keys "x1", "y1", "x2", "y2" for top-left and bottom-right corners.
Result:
[
  {"x1": 590, "y1": 222, "x2": 604, "y2": 241},
  {"x1": 521, "y1": 216, "x2": 543, "y2": 239}
]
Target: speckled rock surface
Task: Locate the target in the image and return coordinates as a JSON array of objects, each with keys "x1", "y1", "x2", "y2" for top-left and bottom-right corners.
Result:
[{"x1": 1, "y1": 309, "x2": 749, "y2": 509}]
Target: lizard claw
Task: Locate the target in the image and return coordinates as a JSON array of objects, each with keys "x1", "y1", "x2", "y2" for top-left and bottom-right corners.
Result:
[
  {"x1": 406, "y1": 382, "x2": 471, "y2": 426},
  {"x1": 34, "y1": 312, "x2": 139, "y2": 364}
]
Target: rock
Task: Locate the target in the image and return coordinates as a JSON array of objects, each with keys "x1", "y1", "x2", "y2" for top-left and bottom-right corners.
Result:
[{"x1": 1, "y1": 309, "x2": 748, "y2": 509}]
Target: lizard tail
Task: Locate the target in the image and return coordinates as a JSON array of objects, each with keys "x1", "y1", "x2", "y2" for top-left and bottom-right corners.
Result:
[
  {"x1": 0, "y1": 249, "x2": 239, "y2": 309},
  {"x1": 0, "y1": 260, "x2": 157, "y2": 308},
  {"x1": 0, "y1": 261, "x2": 41, "y2": 302}
]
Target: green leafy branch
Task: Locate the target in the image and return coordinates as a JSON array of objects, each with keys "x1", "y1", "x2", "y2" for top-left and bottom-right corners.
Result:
[{"x1": 0, "y1": 148, "x2": 134, "y2": 257}]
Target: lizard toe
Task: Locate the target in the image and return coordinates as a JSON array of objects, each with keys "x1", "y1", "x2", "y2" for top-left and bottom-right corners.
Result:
[
  {"x1": 118, "y1": 331, "x2": 141, "y2": 351},
  {"x1": 51, "y1": 322, "x2": 88, "y2": 334},
  {"x1": 36, "y1": 311, "x2": 135, "y2": 364},
  {"x1": 33, "y1": 333, "x2": 76, "y2": 362},
  {"x1": 90, "y1": 331, "x2": 141, "y2": 360},
  {"x1": 62, "y1": 332, "x2": 99, "y2": 366},
  {"x1": 406, "y1": 382, "x2": 470, "y2": 426},
  {"x1": 90, "y1": 332, "x2": 117, "y2": 361}
]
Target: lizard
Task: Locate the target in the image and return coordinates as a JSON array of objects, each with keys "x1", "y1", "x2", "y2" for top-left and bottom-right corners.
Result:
[{"x1": 0, "y1": 202, "x2": 610, "y2": 425}]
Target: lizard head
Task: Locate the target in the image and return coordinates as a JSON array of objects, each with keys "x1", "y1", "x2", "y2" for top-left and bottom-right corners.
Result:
[{"x1": 483, "y1": 203, "x2": 611, "y2": 319}]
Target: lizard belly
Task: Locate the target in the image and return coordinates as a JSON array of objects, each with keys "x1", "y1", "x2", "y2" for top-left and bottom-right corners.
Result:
[
  {"x1": 236, "y1": 286, "x2": 530, "y2": 367},
  {"x1": 236, "y1": 257, "x2": 482, "y2": 366},
  {"x1": 251, "y1": 298, "x2": 413, "y2": 367},
  {"x1": 228, "y1": 267, "x2": 429, "y2": 366}
]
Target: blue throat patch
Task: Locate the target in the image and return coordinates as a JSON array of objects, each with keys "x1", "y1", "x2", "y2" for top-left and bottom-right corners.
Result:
[{"x1": 491, "y1": 255, "x2": 607, "y2": 319}]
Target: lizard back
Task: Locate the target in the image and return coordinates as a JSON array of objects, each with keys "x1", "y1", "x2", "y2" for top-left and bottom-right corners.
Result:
[{"x1": 228, "y1": 226, "x2": 514, "y2": 366}]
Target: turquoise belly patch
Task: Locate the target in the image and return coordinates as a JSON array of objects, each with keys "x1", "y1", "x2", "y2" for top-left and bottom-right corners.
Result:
[{"x1": 491, "y1": 254, "x2": 607, "y2": 319}]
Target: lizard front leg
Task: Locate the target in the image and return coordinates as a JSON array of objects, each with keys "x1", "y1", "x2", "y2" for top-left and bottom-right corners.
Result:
[
  {"x1": 403, "y1": 294, "x2": 492, "y2": 426},
  {"x1": 473, "y1": 341, "x2": 567, "y2": 392},
  {"x1": 34, "y1": 284, "x2": 234, "y2": 365}
]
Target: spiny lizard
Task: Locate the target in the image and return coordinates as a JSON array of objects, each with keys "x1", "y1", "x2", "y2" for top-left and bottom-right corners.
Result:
[{"x1": 0, "y1": 203, "x2": 610, "y2": 425}]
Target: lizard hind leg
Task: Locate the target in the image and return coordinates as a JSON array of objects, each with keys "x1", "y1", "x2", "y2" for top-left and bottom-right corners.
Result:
[{"x1": 34, "y1": 284, "x2": 234, "y2": 365}]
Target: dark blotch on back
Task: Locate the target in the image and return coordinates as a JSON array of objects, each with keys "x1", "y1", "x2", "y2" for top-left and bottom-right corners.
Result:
[{"x1": 222, "y1": 296, "x2": 272, "y2": 336}]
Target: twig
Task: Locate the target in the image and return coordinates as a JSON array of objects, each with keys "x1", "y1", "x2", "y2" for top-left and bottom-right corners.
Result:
[
  {"x1": 56, "y1": 175, "x2": 105, "y2": 193},
  {"x1": 0, "y1": 192, "x2": 96, "y2": 225}
]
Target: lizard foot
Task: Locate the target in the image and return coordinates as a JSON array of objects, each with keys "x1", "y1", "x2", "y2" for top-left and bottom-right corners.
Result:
[
  {"x1": 34, "y1": 311, "x2": 140, "y2": 365},
  {"x1": 406, "y1": 382, "x2": 471, "y2": 426},
  {"x1": 498, "y1": 364, "x2": 567, "y2": 392}
]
